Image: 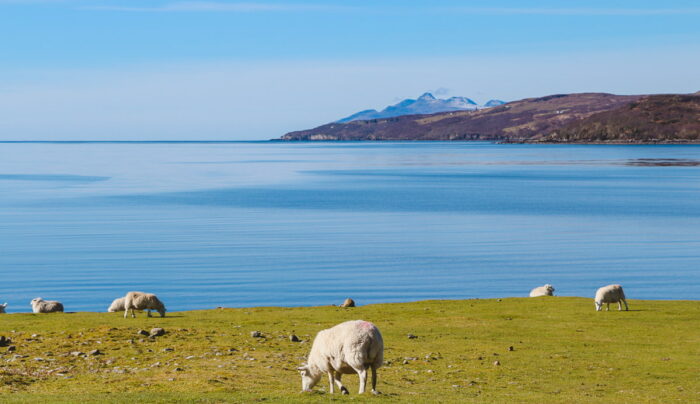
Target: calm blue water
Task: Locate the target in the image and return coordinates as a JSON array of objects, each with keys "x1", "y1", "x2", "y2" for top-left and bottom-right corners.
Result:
[{"x1": 1, "y1": 141, "x2": 699, "y2": 312}]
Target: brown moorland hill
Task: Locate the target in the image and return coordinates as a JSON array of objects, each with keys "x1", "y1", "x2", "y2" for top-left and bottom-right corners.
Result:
[
  {"x1": 279, "y1": 93, "x2": 642, "y2": 141},
  {"x1": 535, "y1": 94, "x2": 700, "y2": 143}
]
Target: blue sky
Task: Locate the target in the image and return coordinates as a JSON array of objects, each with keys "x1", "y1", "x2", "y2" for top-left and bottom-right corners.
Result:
[{"x1": 1, "y1": 0, "x2": 700, "y2": 140}]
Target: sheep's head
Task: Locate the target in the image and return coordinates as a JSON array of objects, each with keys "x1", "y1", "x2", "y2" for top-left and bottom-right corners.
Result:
[
  {"x1": 0, "y1": 303, "x2": 6, "y2": 313},
  {"x1": 595, "y1": 301, "x2": 603, "y2": 311},
  {"x1": 297, "y1": 364, "x2": 321, "y2": 392},
  {"x1": 545, "y1": 284, "x2": 555, "y2": 294},
  {"x1": 30, "y1": 298, "x2": 43, "y2": 307},
  {"x1": 157, "y1": 303, "x2": 166, "y2": 317}
]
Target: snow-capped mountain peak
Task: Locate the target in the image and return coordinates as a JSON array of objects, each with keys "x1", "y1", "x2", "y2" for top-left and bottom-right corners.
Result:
[{"x1": 336, "y1": 93, "x2": 504, "y2": 123}]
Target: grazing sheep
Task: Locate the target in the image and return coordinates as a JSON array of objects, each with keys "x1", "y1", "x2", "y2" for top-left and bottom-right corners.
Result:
[
  {"x1": 0, "y1": 303, "x2": 7, "y2": 314},
  {"x1": 123, "y1": 291, "x2": 166, "y2": 318},
  {"x1": 298, "y1": 320, "x2": 383, "y2": 395},
  {"x1": 595, "y1": 284, "x2": 628, "y2": 311},
  {"x1": 108, "y1": 297, "x2": 125, "y2": 312},
  {"x1": 529, "y1": 284, "x2": 555, "y2": 297},
  {"x1": 340, "y1": 298, "x2": 355, "y2": 308},
  {"x1": 30, "y1": 298, "x2": 64, "y2": 313}
]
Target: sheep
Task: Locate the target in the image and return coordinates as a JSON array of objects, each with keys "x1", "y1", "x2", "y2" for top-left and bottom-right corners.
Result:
[
  {"x1": 298, "y1": 320, "x2": 383, "y2": 395},
  {"x1": 595, "y1": 284, "x2": 628, "y2": 311},
  {"x1": 30, "y1": 298, "x2": 64, "y2": 313},
  {"x1": 108, "y1": 297, "x2": 125, "y2": 312},
  {"x1": 123, "y1": 291, "x2": 166, "y2": 318},
  {"x1": 0, "y1": 303, "x2": 7, "y2": 314},
  {"x1": 529, "y1": 284, "x2": 555, "y2": 297}
]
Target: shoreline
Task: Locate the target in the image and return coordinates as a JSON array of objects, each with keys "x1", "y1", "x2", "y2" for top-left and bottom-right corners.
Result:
[{"x1": 3, "y1": 296, "x2": 699, "y2": 315}]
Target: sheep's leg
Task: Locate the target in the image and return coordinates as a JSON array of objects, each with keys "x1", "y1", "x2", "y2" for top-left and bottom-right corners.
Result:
[
  {"x1": 147, "y1": 309, "x2": 152, "y2": 318},
  {"x1": 622, "y1": 299, "x2": 629, "y2": 311},
  {"x1": 370, "y1": 364, "x2": 380, "y2": 394},
  {"x1": 334, "y1": 372, "x2": 348, "y2": 395},
  {"x1": 327, "y1": 371, "x2": 335, "y2": 394},
  {"x1": 606, "y1": 303, "x2": 610, "y2": 311},
  {"x1": 131, "y1": 309, "x2": 136, "y2": 318},
  {"x1": 355, "y1": 367, "x2": 367, "y2": 394},
  {"x1": 124, "y1": 308, "x2": 128, "y2": 319},
  {"x1": 618, "y1": 301, "x2": 622, "y2": 311}
]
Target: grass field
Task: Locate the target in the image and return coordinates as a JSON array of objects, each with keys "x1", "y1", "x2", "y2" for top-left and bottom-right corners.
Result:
[{"x1": 1, "y1": 297, "x2": 699, "y2": 403}]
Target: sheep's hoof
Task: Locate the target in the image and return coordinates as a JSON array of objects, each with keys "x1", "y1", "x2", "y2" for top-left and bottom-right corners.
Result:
[
  {"x1": 341, "y1": 387, "x2": 349, "y2": 395},
  {"x1": 372, "y1": 390, "x2": 381, "y2": 395}
]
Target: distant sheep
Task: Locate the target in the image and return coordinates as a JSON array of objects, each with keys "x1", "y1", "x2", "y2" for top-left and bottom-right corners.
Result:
[
  {"x1": 298, "y1": 320, "x2": 383, "y2": 395},
  {"x1": 0, "y1": 303, "x2": 7, "y2": 314},
  {"x1": 30, "y1": 298, "x2": 64, "y2": 313},
  {"x1": 123, "y1": 291, "x2": 166, "y2": 318},
  {"x1": 529, "y1": 284, "x2": 555, "y2": 297},
  {"x1": 595, "y1": 284, "x2": 628, "y2": 311},
  {"x1": 108, "y1": 297, "x2": 125, "y2": 312}
]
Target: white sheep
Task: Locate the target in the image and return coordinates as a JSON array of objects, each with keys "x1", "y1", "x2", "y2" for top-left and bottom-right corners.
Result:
[
  {"x1": 0, "y1": 303, "x2": 7, "y2": 314},
  {"x1": 595, "y1": 284, "x2": 628, "y2": 311},
  {"x1": 30, "y1": 298, "x2": 64, "y2": 313},
  {"x1": 108, "y1": 297, "x2": 125, "y2": 312},
  {"x1": 298, "y1": 320, "x2": 383, "y2": 395},
  {"x1": 529, "y1": 284, "x2": 555, "y2": 297},
  {"x1": 123, "y1": 291, "x2": 166, "y2": 318}
]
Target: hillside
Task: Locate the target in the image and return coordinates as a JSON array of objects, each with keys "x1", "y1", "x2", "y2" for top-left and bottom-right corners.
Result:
[
  {"x1": 2, "y1": 298, "x2": 699, "y2": 403},
  {"x1": 281, "y1": 93, "x2": 642, "y2": 141},
  {"x1": 533, "y1": 94, "x2": 700, "y2": 143}
]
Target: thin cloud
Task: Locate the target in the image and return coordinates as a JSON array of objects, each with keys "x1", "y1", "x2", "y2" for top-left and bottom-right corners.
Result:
[
  {"x1": 442, "y1": 7, "x2": 700, "y2": 16},
  {"x1": 82, "y1": 1, "x2": 356, "y2": 12}
]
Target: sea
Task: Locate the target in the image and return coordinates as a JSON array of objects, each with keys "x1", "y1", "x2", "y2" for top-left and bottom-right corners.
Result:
[{"x1": 1, "y1": 141, "x2": 699, "y2": 312}]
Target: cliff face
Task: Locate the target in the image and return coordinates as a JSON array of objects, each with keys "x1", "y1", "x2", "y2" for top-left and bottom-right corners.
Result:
[
  {"x1": 280, "y1": 93, "x2": 642, "y2": 141},
  {"x1": 534, "y1": 94, "x2": 700, "y2": 143}
]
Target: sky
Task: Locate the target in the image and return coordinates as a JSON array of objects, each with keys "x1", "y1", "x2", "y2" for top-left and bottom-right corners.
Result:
[{"x1": 1, "y1": 0, "x2": 700, "y2": 140}]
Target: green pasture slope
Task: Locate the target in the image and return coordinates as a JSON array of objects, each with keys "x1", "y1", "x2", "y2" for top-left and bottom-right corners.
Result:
[{"x1": 1, "y1": 298, "x2": 698, "y2": 403}]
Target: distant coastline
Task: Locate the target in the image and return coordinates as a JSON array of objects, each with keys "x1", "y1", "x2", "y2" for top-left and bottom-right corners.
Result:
[{"x1": 279, "y1": 92, "x2": 700, "y2": 144}]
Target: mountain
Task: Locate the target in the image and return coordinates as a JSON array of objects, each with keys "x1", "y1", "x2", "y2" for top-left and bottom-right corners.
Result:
[
  {"x1": 336, "y1": 92, "x2": 482, "y2": 123},
  {"x1": 484, "y1": 99, "x2": 506, "y2": 107},
  {"x1": 534, "y1": 94, "x2": 700, "y2": 143},
  {"x1": 281, "y1": 93, "x2": 644, "y2": 141}
]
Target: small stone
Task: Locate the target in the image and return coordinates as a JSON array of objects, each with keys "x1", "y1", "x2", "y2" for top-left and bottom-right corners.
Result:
[
  {"x1": 163, "y1": 348, "x2": 174, "y2": 352},
  {"x1": 494, "y1": 360, "x2": 501, "y2": 366},
  {"x1": 0, "y1": 336, "x2": 11, "y2": 347},
  {"x1": 70, "y1": 351, "x2": 84, "y2": 357},
  {"x1": 289, "y1": 334, "x2": 300, "y2": 342},
  {"x1": 174, "y1": 367, "x2": 183, "y2": 372},
  {"x1": 340, "y1": 298, "x2": 355, "y2": 308},
  {"x1": 508, "y1": 346, "x2": 514, "y2": 351},
  {"x1": 402, "y1": 360, "x2": 409, "y2": 365},
  {"x1": 250, "y1": 331, "x2": 263, "y2": 338},
  {"x1": 34, "y1": 357, "x2": 45, "y2": 362},
  {"x1": 497, "y1": 299, "x2": 502, "y2": 302},
  {"x1": 137, "y1": 330, "x2": 149, "y2": 337},
  {"x1": 185, "y1": 355, "x2": 196, "y2": 360},
  {"x1": 89, "y1": 349, "x2": 102, "y2": 356},
  {"x1": 150, "y1": 328, "x2": 165, "y2": 337},
  {"x1": 407, "y1": 334, "x2": 418, "y2": 339},
  {"x1": 7, "y1": 346, "x2": 16, "y2": 352},
  {"x1": 477, "y1": 356, "x2": 483, "y2": 360},
  {"x1": 31, "y1": 334, "x2": 39, "y2": 338}
]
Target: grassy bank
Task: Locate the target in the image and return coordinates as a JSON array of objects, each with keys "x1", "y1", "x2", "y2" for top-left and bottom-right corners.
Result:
[{"x1": 1, "y1": 298, "x2": 699, "y2": 403}]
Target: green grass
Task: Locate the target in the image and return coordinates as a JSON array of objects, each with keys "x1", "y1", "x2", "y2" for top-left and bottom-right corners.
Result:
[{"x1": 1, "y1": 298, "x2": 699, "y2": 403}]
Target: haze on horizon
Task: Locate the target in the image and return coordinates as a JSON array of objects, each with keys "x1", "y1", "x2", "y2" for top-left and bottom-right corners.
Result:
[{"x1": 1, "y1": 0, "x2": 699, "y2": 140}]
